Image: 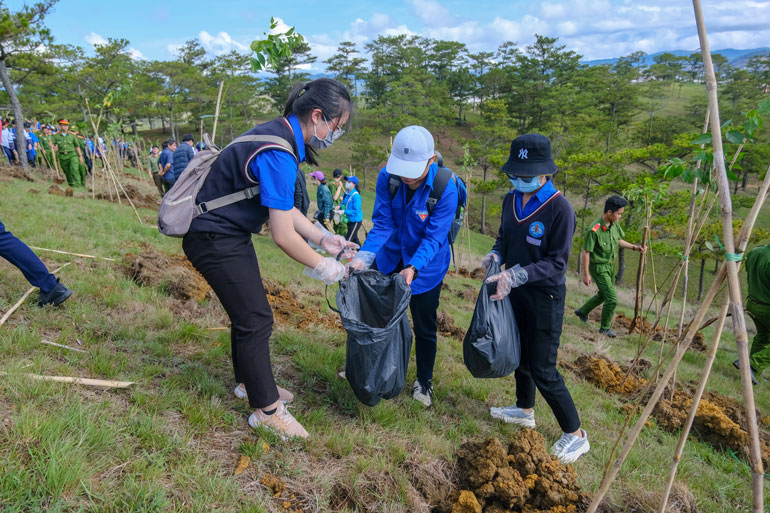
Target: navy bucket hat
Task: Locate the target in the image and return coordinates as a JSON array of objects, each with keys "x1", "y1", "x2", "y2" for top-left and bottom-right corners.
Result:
[{"x1": 501, "y1": 133, "x2": 558, "y2": 178}]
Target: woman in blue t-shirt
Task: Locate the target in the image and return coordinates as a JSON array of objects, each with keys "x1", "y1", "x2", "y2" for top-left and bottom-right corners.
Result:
[
  {"x1": 337, "y1": 175, "x2": 363, "y2": 245},
  {"x1": 182, "y1": 79, "x2": 357, "y2": 440}
]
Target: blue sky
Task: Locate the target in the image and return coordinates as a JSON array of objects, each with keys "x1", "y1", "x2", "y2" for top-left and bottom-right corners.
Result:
[{"x1": 15, "y1": 0, "x2": 770, "y2": 67}]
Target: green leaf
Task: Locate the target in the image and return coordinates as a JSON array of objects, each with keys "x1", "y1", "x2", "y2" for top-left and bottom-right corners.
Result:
[
  {"x1": 732, "y1": 163, "x2": 743, "y2": 171},
  {"x1": 705, "y1": 241, "x2": 714, "y2": 251},
  {"x1": 725, "y1": 130, "x2": 744, "y2": 144},
  {"x1": 727, "y1": 169, "x2": 738, "y2": 181},
  {"x1": 691, "y1": 133, "x2": 712, "y2": 145},
  {"x1": 758, "y1": 98, "x2": 770, "y2": 115},
  {"x1": 721, "y1": 119, "x2": 733, "y2": 128}
]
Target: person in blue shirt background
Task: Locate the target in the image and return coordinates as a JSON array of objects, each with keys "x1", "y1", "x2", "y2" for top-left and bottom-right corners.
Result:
[
  {"x1": 336, "y1": 175, "x2": 363, "y2": 245},
  {"x1": 158, "y1": 139, "x2": 176, "y2": 193},
  {"x1": 348, "y1": 125, "x2": 457, "y2": 408}
]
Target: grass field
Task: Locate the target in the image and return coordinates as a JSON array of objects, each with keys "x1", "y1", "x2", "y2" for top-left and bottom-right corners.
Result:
[{"x1": 0, "y1": 162, "x2": 768, "y2": 512}]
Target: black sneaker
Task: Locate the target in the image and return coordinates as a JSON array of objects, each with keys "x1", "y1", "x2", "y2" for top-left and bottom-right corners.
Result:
[
  {"x1": 732, "y1": 359, "x2": 759, "y2": 386},
  {"x1": 38, "y1": 281, "x2": 73, "y2": 307},
  {"x1": 599, "y1": 328, "x2": 617, "y2": 338},
  {"x1": 574, "y1": 309, "x2": 588, "y2": 323}
]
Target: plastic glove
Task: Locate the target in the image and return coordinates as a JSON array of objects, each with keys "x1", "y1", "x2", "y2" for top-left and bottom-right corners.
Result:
[
  {"x1": 481, "y1": 251, "x2": 500, "y2": 270},
  {"x1": 346, "y1": 250, "x2": 376, "y2": 274},
  {"x1": 304, "y1": 257, "x2": 347, "y2": 285},
  {"x1": 320, "y1": 233, "x2": 359, "y2": 260},
  {"x1": 486, "y1": 264, "x2": 528, "y2": 300}
]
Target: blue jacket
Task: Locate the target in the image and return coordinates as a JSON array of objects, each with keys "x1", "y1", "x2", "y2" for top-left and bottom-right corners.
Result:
[
  {"x1": 361, "y1": 163, "x2": 457, "y2": 294},
  {"x1": 168, "y1": 142, "x2": 194, "y2": 184},
  {"x1": 341, "y1": 189, "x2": 363, "y2": 223},
  {"x1": 159, "y1": 147, "x2": 174, "y2": 181}
]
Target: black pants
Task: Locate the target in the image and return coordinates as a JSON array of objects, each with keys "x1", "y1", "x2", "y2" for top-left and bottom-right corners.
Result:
[
  {"x1": 373, "y1": 260, "x2": 442, "y2": 385},
  {"x1": 411, "y1": 281, "x2": 442, "y2": 384},
  {"x1": 182, "y1": 231, "x2": 279, "y2": 409},
  {"x1": 346, "y1": 221, "x2": 361, "y2": 246},
  {"x1": 510, "y1": 284, "x2": 580, "y2": 433}
]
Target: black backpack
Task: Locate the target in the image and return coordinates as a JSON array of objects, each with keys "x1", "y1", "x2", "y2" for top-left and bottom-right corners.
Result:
[{"x1": 388, "y1": 166, "x2": 467, "y2": 266}]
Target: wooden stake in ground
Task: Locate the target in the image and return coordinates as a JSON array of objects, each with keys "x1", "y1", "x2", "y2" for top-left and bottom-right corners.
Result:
[
  {"x1": 211, "y1": 79, "x2": 225, "y2": 143},
  {"x1": 40, "y1": 339, "x2": 87, "y2": 353},
  {"x1": 629, "y1": 196, "x2": 651, "y2": 332},
  {"x1": 587, "y1": 4, "x2": 764, "y2": 508},
  {"x1": 27, "y1": 246, "x2": 115, "y2": 261},
  {"x1": 657, "y1": 163, "x2": 770, "y2": 511},
  {"x1": 693, "y1": 2, "x2": 764, "y2": 508},
  {"x1": 0, "y1": 262, "x2": 71, "y2": 326},
  {"x1": 0, "y1": 372, "x2": 134, "y2": 389}
]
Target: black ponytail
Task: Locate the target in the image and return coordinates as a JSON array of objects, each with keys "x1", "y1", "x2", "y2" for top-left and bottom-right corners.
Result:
[{"x1": 284, "y1": 78, "x2": 351, "y2": 166}]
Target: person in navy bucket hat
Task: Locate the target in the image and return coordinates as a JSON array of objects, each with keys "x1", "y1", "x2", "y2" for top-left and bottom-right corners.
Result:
[{"x1": 482, "y1": 132, "x2": 590, "y2": 464}]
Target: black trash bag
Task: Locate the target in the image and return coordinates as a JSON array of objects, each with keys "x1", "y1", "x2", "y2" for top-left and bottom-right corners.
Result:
[
  {"x1": 463, "y1": 260, "x2": 520, "y2": 378},
  {"x1": 336, "y1": 270, "x2": 413, "y2": 406}
]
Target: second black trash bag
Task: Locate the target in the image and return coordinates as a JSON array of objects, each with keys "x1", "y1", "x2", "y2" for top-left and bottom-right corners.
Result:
[
  {"x1": 336, "y1": 270, "x2": 413, "y2": 406},
  {"x1": 463, "y1": 260, "x2": 520, "y2": 378}
]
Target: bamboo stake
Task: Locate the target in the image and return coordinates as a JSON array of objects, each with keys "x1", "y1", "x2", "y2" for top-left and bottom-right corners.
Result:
[
  {"x1": 27, "y1": 246, "x2": 115, "y2": 262},
  {"x1": 657, "y1": 163, "x2": 770, "y2": 512},
  {"x1": 211, "y1": 80, "x2": 224, "y2": 143},
  {"x1": 40, "y1": 339, "x2": 87, "y2": 353},
  {"x1": 0, "y1": 262, "x2": 71, "y2": 326},
  {"x1": 0, "y1": 371, "x2": 134, "y2": 388},
  {"x1": 693, "y1": 3, "x2": 764, "y2": 508},
  {"x1": 677, "y1": 110, "x2": 710, "y2": 338},
  {"x1": 630, "y1": 197, "x2": 651, "y2": 331}
]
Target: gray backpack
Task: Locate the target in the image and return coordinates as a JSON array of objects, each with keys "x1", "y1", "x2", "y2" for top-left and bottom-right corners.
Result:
[{"x1": 157, "y1": 134, "x2": 295, "y2": 237}]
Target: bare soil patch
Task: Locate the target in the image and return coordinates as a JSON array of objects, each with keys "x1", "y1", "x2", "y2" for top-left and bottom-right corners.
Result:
[
  {"x1": 96, "y1": 183, "x2": 159, "y2": 210},
  {"x1": 438, "y1": 310, "x2": 466, "y2": 340},
  {"x1": 262, "y1": 279, "x2": 342, "y2": 332},
  {"x1": 572, "y1": 354, "x2": 647, "y2": 395},
  {"x1": 122, "y1": 244, "x2": 210, "y2": 301}
]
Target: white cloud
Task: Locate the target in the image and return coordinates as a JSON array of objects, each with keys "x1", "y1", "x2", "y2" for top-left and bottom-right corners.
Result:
[
  {"x1": 410, "y1": 0, "x2": 456, "y2": 27},
  {"x1": 84, "y1": 32, "x2": 108, "y2": 47},
  {"x1": 166, "y1": 43, "x2": 182, "y2": 56},
  {"x1": 198, "y1": 30, "x2": 249, "y2": 55},
  {"x1": 127, "y1": 47, "x2": 146, "y2": 60}
]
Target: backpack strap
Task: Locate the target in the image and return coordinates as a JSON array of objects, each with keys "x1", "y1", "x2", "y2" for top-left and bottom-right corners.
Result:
[
  {"x1": 388, "y1": 174, "x2": 402, "y2": 199},
  {"x1": 196, "y1": 135, "x2": 295, "y2": 215},
  {"x1": 427, "y1": 166, "x2": 453, "y2": 215}
]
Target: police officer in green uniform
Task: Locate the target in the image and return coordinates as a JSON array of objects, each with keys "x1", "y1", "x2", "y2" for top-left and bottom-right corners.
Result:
[
  {"x1": 37, "y1": 125, "x2": 54, "y2": 169},
  {"x1": 72, "y1": 129, "x2": 88, "y2": 185},
  {"x1": 575, "y1": 195, "x2": 645, "y2": 337},
  {"x1": 735, "y1": 243, "x2": 770, "y2": 385},
  {"x1": 53, "y1": 119, "x2": 84, "y2": 187}
]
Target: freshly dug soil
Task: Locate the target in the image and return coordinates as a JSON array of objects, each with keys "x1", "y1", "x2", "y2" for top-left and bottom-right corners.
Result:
[
  {"x1": 652, "y1": 388, "x2": 770, "y2": 468},
  {"x1": 262, "y1": 278, "x2": 341, "y2": 332},
  {"x1": 96, "y1": 183, "x2": 159, "y2": 210},
  {"x1": 453, "y1": 430, "x2": 589, "y2": 513},
  {"x1": 614, "y1": 312, "x2": 706, "y2": 351},
  {"x1": 573, "y1": 354, "x2": 647, "y2": 395},
  {"x1": 470, "y1": 267, "x2": 486, "y2": 280},
  {"x1": 123, "y1": 245, "x2": 210, "y2": 301},
  {"x1": 438, "y1": 310, "x2": 466, "y2": 340}
]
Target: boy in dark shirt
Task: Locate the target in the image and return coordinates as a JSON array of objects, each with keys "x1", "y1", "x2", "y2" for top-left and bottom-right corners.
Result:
[{"x1": 482, "y1": 133, "x2": 589, "y2": 464}]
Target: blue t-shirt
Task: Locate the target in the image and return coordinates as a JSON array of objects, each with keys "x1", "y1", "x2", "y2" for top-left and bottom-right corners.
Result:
[{"x1": 247, "y1": 115, "x2": 306, "y2": 211}]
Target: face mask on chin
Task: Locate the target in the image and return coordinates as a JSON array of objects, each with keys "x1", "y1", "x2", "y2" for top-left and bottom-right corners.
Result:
[
  {"x1": 510, "y1": 175, "x2": 542, "y2": 193},
  {"x1": 308, "y1": 116, "x2": 344, "y2": 149}
]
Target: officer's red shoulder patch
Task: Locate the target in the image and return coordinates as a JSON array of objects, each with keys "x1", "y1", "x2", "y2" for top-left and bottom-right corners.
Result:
[{"x1": 591, "y1": 223, "x2": 600, "y2": 232}]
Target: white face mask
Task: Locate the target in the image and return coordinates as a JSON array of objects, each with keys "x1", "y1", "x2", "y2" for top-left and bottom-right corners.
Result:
[
  {"x1": 345, "y1": 181, "x2": 355, "y2": 190},
  {"x1": 308, "y1": 115, "x2": 344, "y2": 149}
]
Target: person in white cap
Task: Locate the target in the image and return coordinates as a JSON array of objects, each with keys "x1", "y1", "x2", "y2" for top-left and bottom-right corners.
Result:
[{"x1": 348, "y1": 125, "x2": 458, "y2": 408}]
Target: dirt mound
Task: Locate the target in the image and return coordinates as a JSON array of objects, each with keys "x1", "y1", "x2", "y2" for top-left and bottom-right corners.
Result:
[
  {"x1": 470, "y1": 267, "x2": 486, "y2": 280},
  {"x1": 652, "y1": 388, "x2": 770, "y2": 467},
  {"x1": 573, "y1": 354, "x2": 647, "y2": 395},
  {"x1": 5, "y1": 166, "x2": 34, "y2": 182},
  {"x1": 123, "y1": 245, "x2": 210, "y2": 301},
  {"x1": 28, "y1": 188, "x2": 40, "y2": 194},
  {"x1": 459, "y1": 288, "x2": 477, "y2": 301},
  {"x1": 48, "y1": 184, "x2": 64, "y2": 195},
  {"x1": 454, "y1": 431, "x2": 589, "y2": 513},
  {"x1": 614, "y1": 313, "x2": 706, "y2": 351},
  {"x1": 260, "y1": 474, "x2": 306, "y2": 513},
  {"x1": 622, "y1": 482, "x2": 698, "y2": 513},
  {"x1": 438, "y1": 310, "x2": 466, "y2": 340},
  {"x1": 96, "y1": 183, "x2": 159, "y2": 210},
  {"x1": 262, "y1": 278, "x2": 341, "y2": 332}
]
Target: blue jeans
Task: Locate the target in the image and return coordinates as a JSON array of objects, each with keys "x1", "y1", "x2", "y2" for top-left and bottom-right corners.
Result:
[{"x1": 0, "y1": 220, "x2": 58, "y2": 293}]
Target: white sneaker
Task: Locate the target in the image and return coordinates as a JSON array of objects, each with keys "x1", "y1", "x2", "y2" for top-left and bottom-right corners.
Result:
[
  {"x1": 248, "y1": 403, "x2": 309, "y2": 440},
  {"x1": 551, "y1": 429, "x2": 590, "y2": 464},
  {"x1": 234, "y1": 383, "x2": 294, "y2": 403},
  {"x1": 412, "y1": 379, "x2": 434, "y2": 408},
  {"x1": 489, "y1": 405, "x2": 536, "y2": 428}
]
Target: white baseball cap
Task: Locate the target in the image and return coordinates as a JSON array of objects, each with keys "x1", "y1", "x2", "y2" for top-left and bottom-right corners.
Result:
[{"x1": 386, "y1": 125, "x2": 435, "y2": 179}]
